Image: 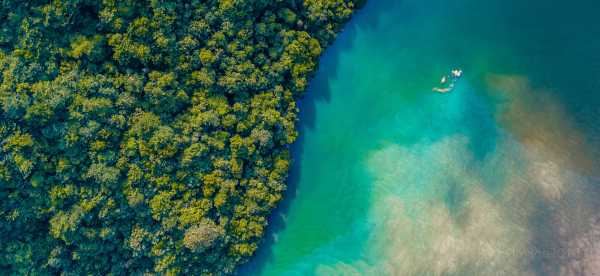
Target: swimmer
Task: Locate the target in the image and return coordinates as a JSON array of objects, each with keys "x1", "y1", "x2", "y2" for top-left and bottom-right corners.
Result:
[
  {"x1": 433, "y1": 87, "x2": 451, "y2": 93},
  {"x1": 451, "y1": 69, "x2": 463, "y2": 78},
  {"x1": 433, "y1": 69, "x2": 462, "y2": 93}
]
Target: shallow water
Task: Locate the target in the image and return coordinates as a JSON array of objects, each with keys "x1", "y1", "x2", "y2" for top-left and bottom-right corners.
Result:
[{"x1": 241, "y1": 0, "x2": 600, "y2": 275}]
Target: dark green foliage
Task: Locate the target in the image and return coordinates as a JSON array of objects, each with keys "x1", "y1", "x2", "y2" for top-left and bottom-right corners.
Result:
[{"x1": 0, "y1": 0, "x2": 358, "y2": 274}]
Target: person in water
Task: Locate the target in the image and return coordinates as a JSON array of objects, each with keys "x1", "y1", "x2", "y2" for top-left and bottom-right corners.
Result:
[
  {"x1": 451, "y1": 69, "x2": 463, "y2": 78},
  {"x1": 433, "y1": 84, "x2": 453, "y2": 93},
  {"x1": 433, "y1": 69, "x2": 462, "y2": 93}
]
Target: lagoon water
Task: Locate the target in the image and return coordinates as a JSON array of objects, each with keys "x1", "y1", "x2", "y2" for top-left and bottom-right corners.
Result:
[{"x1": 242, "y1": 0, "x2": 600, "y2": 275}]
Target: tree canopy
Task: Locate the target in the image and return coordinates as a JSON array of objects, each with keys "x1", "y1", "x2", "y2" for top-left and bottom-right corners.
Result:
[{"x1": 0, "y1": 0, "x2": 360, "y2": 274}]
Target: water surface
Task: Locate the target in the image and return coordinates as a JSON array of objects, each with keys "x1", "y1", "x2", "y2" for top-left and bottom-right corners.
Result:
[{"x1": 243, "y1": 0, "x2": 600, "y2": 274}]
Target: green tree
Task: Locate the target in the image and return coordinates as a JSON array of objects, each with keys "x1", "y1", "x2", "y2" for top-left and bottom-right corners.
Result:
[{"x1": 0, "y1": 0, "x2": 360, "y2": 274}]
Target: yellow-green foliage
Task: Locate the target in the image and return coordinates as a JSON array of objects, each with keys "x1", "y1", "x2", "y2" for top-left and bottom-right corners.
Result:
[{"x1": 0, "y1": 0, "x2": 359, "y2": 274}]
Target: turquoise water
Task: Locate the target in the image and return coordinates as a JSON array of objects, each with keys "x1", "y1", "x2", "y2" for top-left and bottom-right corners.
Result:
[{"x1": 242, "y1": 0, "x2": 600, "y2": 275}]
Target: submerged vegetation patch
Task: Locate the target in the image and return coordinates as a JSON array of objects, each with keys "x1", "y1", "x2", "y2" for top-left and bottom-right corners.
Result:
[{"x1": 0, "y1": 0, "x2": 361, "y2": 274}]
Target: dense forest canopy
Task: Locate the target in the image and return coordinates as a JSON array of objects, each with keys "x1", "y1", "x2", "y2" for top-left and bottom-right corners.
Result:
[{"x1": 0, "y1": 0, "x2": 360, "y2": 274}]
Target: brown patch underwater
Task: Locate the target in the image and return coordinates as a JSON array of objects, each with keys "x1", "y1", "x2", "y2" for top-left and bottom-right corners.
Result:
[{"x1": 313, "y1": 74, "x2": 600, "y2": 276}]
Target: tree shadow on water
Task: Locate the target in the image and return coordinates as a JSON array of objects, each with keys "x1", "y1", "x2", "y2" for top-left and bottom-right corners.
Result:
[{"x1": 236, "y1": 1, "x2": 394, "y2": 274}]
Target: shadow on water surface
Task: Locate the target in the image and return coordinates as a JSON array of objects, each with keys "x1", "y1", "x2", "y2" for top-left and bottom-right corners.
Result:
[{"x1": 236, "y1": 1, "x2": 394, "y2": 274}]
